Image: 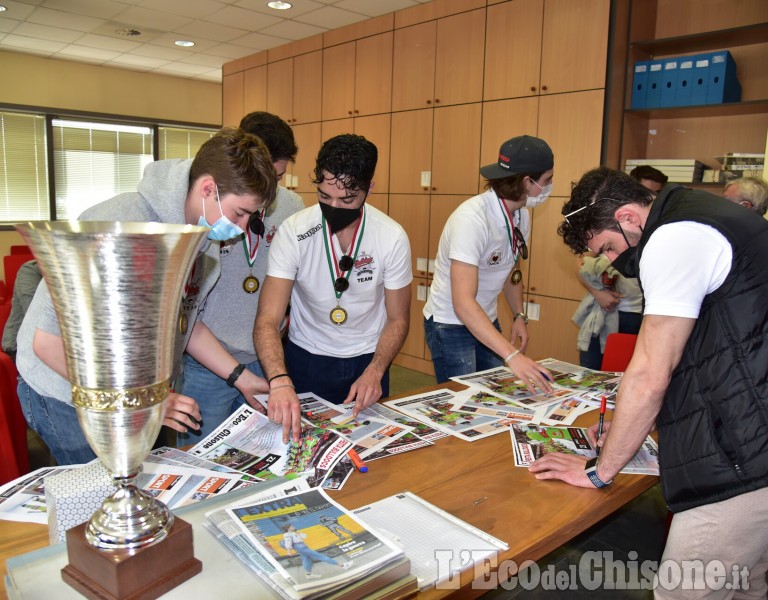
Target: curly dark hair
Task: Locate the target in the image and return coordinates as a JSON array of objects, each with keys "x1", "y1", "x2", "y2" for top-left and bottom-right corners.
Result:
[
  {"x1": 239, "y1": 112, "x2": 298, "y2": 163},
  {"x1": 558, "y1": 167, "x2": 654, "y2": 254},
  {"x1": 311, "y1": 134, "x2": 378, "y2": 192}
]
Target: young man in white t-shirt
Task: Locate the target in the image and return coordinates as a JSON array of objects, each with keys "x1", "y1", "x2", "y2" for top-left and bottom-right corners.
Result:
[
  {"x1": 254, "y1": 134, "x2": 412, "y2": 442},
  {"x1": 422, "y1": 135, "x2": 555, "y2": 392},
  {"x1": 531, "y1": 167, "x2": 768, "y2": 599}
]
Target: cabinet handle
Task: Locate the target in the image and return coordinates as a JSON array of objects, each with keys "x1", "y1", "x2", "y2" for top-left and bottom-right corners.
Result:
[
  {"x1": 530, "y1": 86, "x2": 536, "y2": 92},
  {"x1": 529, "y1": 286, "x2": 536, "y2": 291},
  {"x1": 348, "y1": 110, "x2": 353, "y2": 115},
  {"x1": 431, "y1": 187, "x2": 436, "y2": 191},
  {"x1": 354, "y1": 109, "x2": 359, "y2": 114},
  {"x1": 434, "y1": 99, "x2": 440, "y2": 104},
  {"x1": 541, "y1": 85, "x2": 548, "y2": 91},
  {"x1": 426, "y1": 99, "x2": 432, "y2": 105}
]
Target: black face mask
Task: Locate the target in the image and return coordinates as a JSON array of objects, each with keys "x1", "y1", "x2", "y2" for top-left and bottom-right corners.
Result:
[
  {"x1": 320, "y1": 201, "x2": 362, "y2": 234},
  {"x1": 610, "y1": 223, "x2": 642, "y2": 279}
]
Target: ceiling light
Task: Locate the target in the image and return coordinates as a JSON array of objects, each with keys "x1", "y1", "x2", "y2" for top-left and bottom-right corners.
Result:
[
  {"x1": 175, "y1": 40, "x2": 195, "y2": 47},
  {"x1": 267, "y1": 1, "x2": 292, "y2": 9}
]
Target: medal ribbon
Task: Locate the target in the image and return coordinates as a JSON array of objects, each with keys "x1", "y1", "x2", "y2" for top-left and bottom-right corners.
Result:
[
  {"x1": 322, "y1": 205, "x2": 366, "y2": 300},
  {"x1": 497, "y1": 197, "x2": 522, "y2": 263},
  {"x1": 241, "y1": 209, "x2": 264, "y2": 268}
]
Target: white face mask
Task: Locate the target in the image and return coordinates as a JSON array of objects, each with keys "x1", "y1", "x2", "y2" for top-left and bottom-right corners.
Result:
[{"x1": 525, "y1": 178, "x2": 553, "y2": 208}]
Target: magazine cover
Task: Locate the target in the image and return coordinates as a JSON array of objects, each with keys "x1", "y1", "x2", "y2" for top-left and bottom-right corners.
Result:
[
  {"x1": 536, "y1": 358, "x2": 622, "y2": 395},
  {"x1": 510, "y1": 424, "x2": 659, "y2": 475},
  {"x1": 450, "y1": 367, "x2": 571, "y2": 408},
  {"x1": 225, "y1": 488, "x2": 403, "y2": 593},
  {"x1": 189, "y1": 406, "x2": 351, "y2": 487}
]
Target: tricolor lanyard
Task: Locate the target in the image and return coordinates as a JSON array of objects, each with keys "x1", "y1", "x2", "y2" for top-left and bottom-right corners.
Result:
[
  {"x1": 241, "y1": 212, "x2": 263, "y2": 268},
  {"x1": 497, "y1": 197, "x2": 522, "y2": 263},
  {"x1": 322, "y1": 205, "x2": 366, "y2": 301}
]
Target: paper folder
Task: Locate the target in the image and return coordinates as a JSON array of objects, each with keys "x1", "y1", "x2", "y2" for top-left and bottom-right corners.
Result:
[
  {"x1": 631, "y1": 61, "x2": 650, "y2": 109},
  {"x1": 706, "y1": 50, "x2": 741, "y2": 104},
  {"x1": 645, "y1": 60, "x2": 664, "y2": 108}
]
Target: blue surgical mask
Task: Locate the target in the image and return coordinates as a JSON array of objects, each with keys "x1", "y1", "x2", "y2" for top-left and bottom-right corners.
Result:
[{"x1": 198, "y1": 185, "x2": 244, "y2": 241}]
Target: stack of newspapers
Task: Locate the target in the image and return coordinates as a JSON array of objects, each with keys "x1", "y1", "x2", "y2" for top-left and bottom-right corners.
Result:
[{"x1": 204, "y1": 487, "x2": 417, "y2": 600}]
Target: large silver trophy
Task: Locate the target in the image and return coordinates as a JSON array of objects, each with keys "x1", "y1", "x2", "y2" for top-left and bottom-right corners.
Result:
[{"x1": 16, "y1": 221, "x2": 207, "y2": 599}]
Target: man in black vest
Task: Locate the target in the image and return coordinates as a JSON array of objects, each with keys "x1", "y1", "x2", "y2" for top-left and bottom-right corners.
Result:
[{"x1": 529, "y1": 167, "x2": 768, "y2": 598}]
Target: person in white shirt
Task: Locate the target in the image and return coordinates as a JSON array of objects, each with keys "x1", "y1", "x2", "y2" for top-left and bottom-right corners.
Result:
[
  {"x1": 423, "y1": 135, "x2": 554, "y2": 392},
  {"x1": 255, "y1": 134, "x2": 412, "y2": 442}
]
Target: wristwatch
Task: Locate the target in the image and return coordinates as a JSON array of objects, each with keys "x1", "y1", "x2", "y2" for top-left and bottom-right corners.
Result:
[
  {"x1": 226, "y1": 363, "x2": 247, "y2": 388},
  {"x1": 513, "y1": 312, "x2": 529, "y2": 325},
  {"x1": 584, "y1": 457, "x2": 613, "y2": 488}
]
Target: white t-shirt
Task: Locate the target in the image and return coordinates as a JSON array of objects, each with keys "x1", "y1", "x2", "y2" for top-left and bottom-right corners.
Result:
[
  {"x1": 640, "y1": 222, "x2": 732, "y2": 318},
  {"x1": 267, "y1": 203, "x2": 412, "y2": 357},
  {"x1": 424, "y1": 189, "x2": 531, "y2": 324}
]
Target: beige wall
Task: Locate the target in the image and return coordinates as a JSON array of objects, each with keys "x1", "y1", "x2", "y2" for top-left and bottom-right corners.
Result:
[
  {"x1": 0, "y1": 51, "x2": 222, "y2": 124},
  {"x1": 0, "y1": 51, "x2": 223, "y2": 280}
]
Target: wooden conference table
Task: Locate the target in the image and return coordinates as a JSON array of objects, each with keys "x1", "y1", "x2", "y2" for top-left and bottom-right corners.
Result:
[{"x1": 0, "y1": 382, "x2": 658, "y2": 599}]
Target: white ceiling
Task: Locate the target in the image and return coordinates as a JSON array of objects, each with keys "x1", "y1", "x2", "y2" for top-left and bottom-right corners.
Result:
[{"x1": 0, "y1": 0, "x2": 432, "y2": 83}]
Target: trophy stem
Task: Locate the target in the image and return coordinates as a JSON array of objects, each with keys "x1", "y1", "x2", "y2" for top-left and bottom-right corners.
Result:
[{"x1": 86, "y1": 478, "x2": 175, "y2": 550}]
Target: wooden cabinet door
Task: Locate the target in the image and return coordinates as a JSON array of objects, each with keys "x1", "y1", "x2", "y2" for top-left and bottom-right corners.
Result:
[
  {"x1": 389, "y1": 109, "x2": 434, "y2": 194},
  {"x1": 398, "y1": 276, "x2": 429, "y2": 361},
  {"x1": 293, "y1": 51, "x2": 322, "y2": 124},
  {"x1": 354, "y1": 113, "x2": 391, "y2": 194},
  {"x1": 540, "y1": 0, "x2": 610, "y2": 94},
  {"x1": 431, "y1": 103, "x2": 482, "y2": 196},
  {"x1": 525, "y1": 295, "x2": 580, "y2": 363},
  {"x1": 434, "y1": 9, "x2": 485, "y2": 106},
  {"x1": 222, "y1": 72, "x2": 244, "y2": 127},
  {"x1": 392, "y1": 21, "x2": 437, "y2": 112},
  {"x1": 427, "y1": 195, "x2": 465, "y2": 263},
  {"x1": 243, "y1": 66, "x2": 267, "y2": 116},
  {"x1": 320, "y1": 118, "x2": 354, "y2": 144},
  {"x1": 484, "y1": 0, "x2": 544, "y2": 101},
  {"x1": 538, "y1": 90, "x2": 604, "y2": 198},
  {"x1": 355, "y1": 32, "x2": 393, "y2": 117},
  {"x1": 389, "y1": 194, "x2": 430, "y2": 278},
  {"x1": 290, "y1": 122, "x2": 321, "y2": 195},
  {"x1": 267, "y1": 58, "x2": 294, "y2": 124},
  {"x1": 322, "y1": 42, "x2": 356, "y2": 121}
]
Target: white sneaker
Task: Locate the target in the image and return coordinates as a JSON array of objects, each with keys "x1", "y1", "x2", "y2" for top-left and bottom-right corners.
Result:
[
  {"x1": 341, "y1": 561, "x2": 353, "y2": 569},
  {"x1": 305, "y1": 573, "x2": 321, "y2": 579}
]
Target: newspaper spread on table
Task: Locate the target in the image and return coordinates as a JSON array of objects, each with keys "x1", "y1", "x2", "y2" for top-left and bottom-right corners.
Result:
[
  {"x1": 188, "y1": 405, "x2": 351, "y2": 487},
  {"x1": 510, "y1": 423, "x2": 659, "y2": 475},
  {"x1": 207, "y1": 487, "x2": 404, "y2": 599}
]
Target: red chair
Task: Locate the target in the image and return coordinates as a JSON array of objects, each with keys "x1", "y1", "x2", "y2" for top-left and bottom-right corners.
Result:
[
  {"x1": 10, "y1": 245, "x2": 33, "y2": 256},
  {"x1": 0, "y1": 351, "x2": 29, "y2": 483},
  {"x1": 601, "y1": 333, "x2": 638, "y2": 372}
]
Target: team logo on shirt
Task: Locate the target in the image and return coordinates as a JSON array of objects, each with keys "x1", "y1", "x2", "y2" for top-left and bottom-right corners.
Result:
[
  {"x1": 219, "y1": 242, "x2": 234, "y2": 257},
  {"x1": 354, "y1": 252, "x2": 375, "y2": 282},
  {"x1": 265, "y1": 224, "x2": 277, "y2": 246},
  {"x1": 487, "y1": 249, "x2": 503, "y2": 266}
]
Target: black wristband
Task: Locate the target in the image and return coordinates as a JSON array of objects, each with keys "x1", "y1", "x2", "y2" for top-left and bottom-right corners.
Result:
[
  {"x1": 268, "y1": 373, "x2": 290, "y2": 384},
  {"x1": 226, "y1": 364, "x2": 246, "y2": 388}
]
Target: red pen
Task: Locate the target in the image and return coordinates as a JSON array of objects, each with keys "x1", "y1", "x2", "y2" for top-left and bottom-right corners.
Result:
[
  {"x1": 596, "y1": 395, "x2": 607, "y2": 457},
  {"x1": 348, "y1": 449, "x2": 368, "y2": 473}
]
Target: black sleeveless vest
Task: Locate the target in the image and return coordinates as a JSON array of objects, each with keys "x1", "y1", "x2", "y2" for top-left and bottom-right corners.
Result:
[{"x1": 636, "y1": 186, "x2": 768, "y2": 512}]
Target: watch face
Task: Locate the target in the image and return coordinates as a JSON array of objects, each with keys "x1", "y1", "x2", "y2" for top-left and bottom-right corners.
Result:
[{"x1": 585, "y1": 457, "x2": 598, "y2": 470}]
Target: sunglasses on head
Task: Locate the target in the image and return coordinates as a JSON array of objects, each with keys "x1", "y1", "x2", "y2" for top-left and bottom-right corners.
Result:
[{"x1": 249, "y1": 213, "x2": 265, "y2": 237}]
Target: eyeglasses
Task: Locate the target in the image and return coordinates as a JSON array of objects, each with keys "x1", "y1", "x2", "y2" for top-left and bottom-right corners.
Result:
[
  {"x1": 513, "y1": 227, "x2": 528, "y2": 260},
  {"x1": 562, "y1": 197, "x2": 620, "y2": 224}
]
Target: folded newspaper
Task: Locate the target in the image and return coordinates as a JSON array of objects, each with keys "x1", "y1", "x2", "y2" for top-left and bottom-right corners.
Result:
[
  {"x1": 510, "y1": 424, "x2": 659, "y2": 475},
  {"x1": 205, "y1": 487, "x2": 406, "y2": 599}
]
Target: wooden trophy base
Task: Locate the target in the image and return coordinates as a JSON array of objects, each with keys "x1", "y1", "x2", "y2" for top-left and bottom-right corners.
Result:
[{"x1": 61, "y1": 518, "x2": 202, "y2": 600}]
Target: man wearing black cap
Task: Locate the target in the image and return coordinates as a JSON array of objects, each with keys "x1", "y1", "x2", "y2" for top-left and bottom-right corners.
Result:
[{"x1": 422, "y1": 135, "x2": 555, "y2": 392}]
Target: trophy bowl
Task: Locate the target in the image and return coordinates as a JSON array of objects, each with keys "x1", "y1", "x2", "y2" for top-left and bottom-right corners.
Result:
[{"x1": 16, "y1": 221, "x2": 207, "y2": 551}]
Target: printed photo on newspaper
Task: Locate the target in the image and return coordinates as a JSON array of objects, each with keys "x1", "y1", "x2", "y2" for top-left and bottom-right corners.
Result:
[
  {"x1": 383, "y1": 389, "x2": 519, "y2": 442},
  {"x1": 0, "y1": 467, "x2": 74, "y2": 524},
  {"x1": 510, "y1": 424, "x2": 659, "y2": 475},
  {"x1": 222, "y1": 488, "x2": 404, "y2": 596},
  {"x1": 450, "y1": 367, "x2": 571, "y2": 408},
  {"x1": 188, "y1": 405, "x2": 351, "y2": 487}
]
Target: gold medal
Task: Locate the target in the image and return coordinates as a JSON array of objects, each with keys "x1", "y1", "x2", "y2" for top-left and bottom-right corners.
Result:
[
  {"x1": 510, "y1": 269, "x2": 523, "y2": 285},
  {"x1": 243, "y1": 275, "x2": 260, "y2": 294},
  {"x1": 179, "y1": 311, "x2": 188, "y2": 335},
  {"x1": 330, "y1": 305, "x2": 348, "y2": 326}
]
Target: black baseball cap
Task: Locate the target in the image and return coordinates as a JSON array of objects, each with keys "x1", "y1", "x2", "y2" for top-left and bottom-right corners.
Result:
[{"x1": 480, "y1": 135, "x2": 554, "y2": 180}]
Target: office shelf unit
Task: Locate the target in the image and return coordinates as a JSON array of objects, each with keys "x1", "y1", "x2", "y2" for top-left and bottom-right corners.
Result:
[{"x1": 607, "y1": 2, "x2": 768, "y2": 187}]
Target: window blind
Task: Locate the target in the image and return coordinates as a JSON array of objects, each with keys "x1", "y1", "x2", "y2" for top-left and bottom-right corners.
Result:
[{"x1": 159, "y1": 127, "x2": 216, "y2": 160}]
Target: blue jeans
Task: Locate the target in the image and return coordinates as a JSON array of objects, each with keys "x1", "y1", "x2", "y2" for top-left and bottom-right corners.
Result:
[
  {"x1": 424, "y1": 317, "x2": 503, "y2": 384},
  {"x1": 18, "y1": 377, "x2": 96, "y2": 465},
  {"x1": 294, "y1": 542, "x2": 338, "y2": 573},
  {"x1": 579, "y1": 310, "x2": 643, "y2": 370},
  {"x1": 176, "y1": 353, "x2": 264, "y2": 444},
  {"x1": 284, "y1": 340, "x2": 389, "y2": 404}
]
